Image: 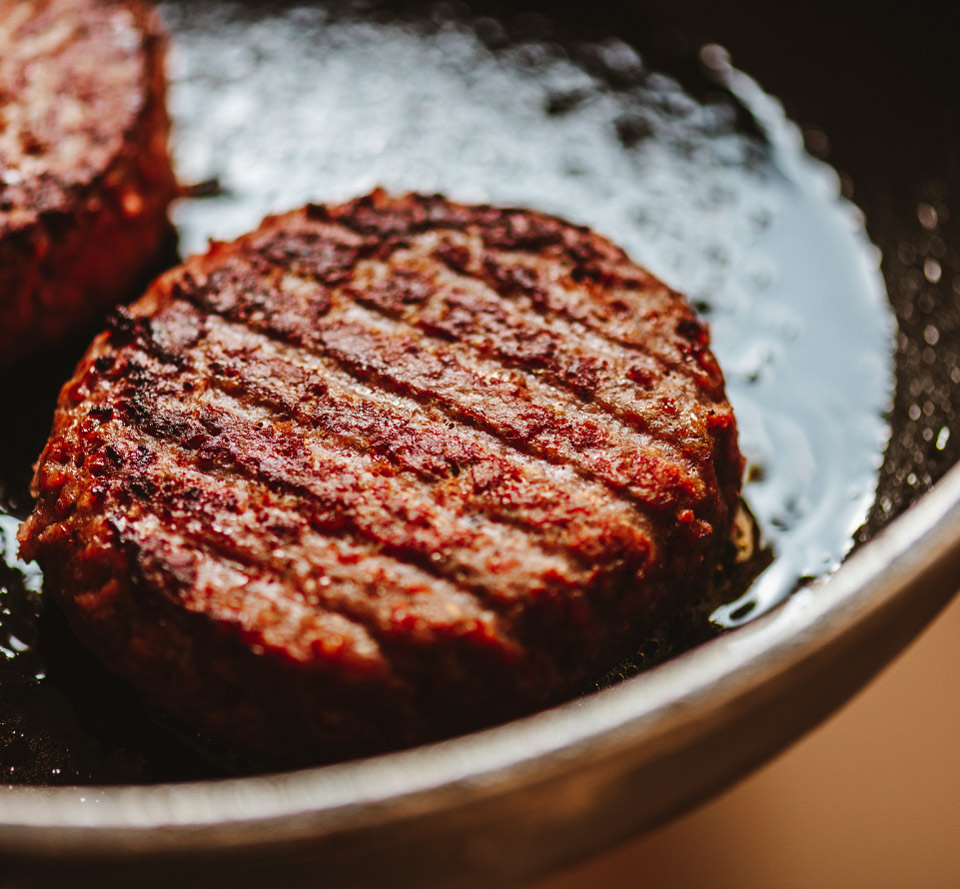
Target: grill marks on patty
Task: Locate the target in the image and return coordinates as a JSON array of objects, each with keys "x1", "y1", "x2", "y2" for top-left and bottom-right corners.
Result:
[
  {"x1": 352, "y1": 247, "x2": 715, "y2": 443},
  {"x1": 22, "y1": 191, "x2": 743, "y2": 760},
  {"x1": 150, "y1": 311, "x2": 661, "y2": 566},
  {"x1": 174, "y1": 258, "x2": 723, "y2": 520},
  {"x1": 77, "y1": 193, "x2": 731, "y2": 656},
  {"x1": 112, "y1": 457, "x2": 521, "y2": 673},
  {"x1": 118, "y1": 512, "x2": 391, "y2": 671},
  {"x1": 85, "y1": 315, "x2": 657, "y2": 639}
]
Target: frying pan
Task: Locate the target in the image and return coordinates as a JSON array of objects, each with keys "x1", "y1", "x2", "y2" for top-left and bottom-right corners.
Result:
[{"x1": 1, "y1": 0, "x2": 958, "y2": 885}]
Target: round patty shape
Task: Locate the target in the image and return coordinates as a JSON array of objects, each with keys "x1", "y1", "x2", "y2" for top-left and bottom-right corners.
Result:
[
  {"x1": 0, "y1": 0, "x2": 176, "y2": 364},
  {"x1": 19, "y1": 190, "x2": 744, "y2": 763}
]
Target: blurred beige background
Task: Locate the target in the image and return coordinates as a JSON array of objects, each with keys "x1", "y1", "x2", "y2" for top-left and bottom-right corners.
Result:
[{"x1": 536, "y1": 588, "x2": 960, "y2": 889}]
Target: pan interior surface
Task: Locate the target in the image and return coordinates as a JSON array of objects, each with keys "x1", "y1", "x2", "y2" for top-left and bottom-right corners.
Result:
[{"x1": 1, "y1": 0, "x2": 895, "y2": 786}]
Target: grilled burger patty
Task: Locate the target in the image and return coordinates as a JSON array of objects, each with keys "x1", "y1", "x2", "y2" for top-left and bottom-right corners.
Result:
[
  {"x1": 19, "y1": 191, "x2": 744, "y2": 763},
  {"x1": 0, "y1": 0, "x2": 176, "y2": 364}
]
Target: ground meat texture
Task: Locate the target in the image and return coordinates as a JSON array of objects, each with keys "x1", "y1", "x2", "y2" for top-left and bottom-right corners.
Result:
[
  {"x1": 18, "y1": 190, "x2": 744, "y2": 764},
  {"x1": 0, "y1": 0, "x2": 176, "y2": 364}
]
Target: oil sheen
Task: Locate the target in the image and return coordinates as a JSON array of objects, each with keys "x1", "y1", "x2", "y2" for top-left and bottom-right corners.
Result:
[{"x1": 162, "y1": 1, "x2": 894, "y2": 624}]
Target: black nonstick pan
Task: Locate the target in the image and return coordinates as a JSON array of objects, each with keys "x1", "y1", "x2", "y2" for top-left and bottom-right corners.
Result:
[{"x1": 0, "y1": 0, "x2": 958, "y2": 886}]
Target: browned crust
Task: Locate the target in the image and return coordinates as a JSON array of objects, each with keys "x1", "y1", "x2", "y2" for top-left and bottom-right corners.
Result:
[
  {"x1": 20, "y1": 190, "x2": 743, "y2": 763},
  {"x1": 0, "y1": 0, "x2": 177, "y2": 364}
]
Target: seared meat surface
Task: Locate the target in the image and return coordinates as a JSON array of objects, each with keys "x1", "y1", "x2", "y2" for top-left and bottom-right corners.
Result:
[
  {"x1": 0, "y1": 0, "x2": 176, "y2": 364},
  {"x1": 19, "y1": 191, "x2": 743, "y2": 763}
]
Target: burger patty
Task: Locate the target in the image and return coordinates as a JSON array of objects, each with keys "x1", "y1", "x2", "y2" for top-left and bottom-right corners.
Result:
[
  {"x1": 0, "y1": 0, "x2": 176, "y2": 365},
  {"x1": 19, "y1": 190, "x2": 744, "y2": 763}
]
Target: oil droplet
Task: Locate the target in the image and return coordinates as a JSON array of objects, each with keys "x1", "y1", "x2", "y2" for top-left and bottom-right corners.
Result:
[
  {"x1": 917, "y1": 202, "x2": 938, "y2": 230},
  {"x1": 924, "y1": 258, "x2": 942, "y2": 284}
]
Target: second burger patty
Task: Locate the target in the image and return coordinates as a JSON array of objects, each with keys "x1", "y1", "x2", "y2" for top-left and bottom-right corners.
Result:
[
  {"x1": 20, "y1": 190, "x2": 744, "y2": 763},
  {"x1": 0, "y1": 0, "x2": 176, "y2": 364}
]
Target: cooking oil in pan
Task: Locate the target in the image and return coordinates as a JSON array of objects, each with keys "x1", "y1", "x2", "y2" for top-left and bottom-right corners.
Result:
[
  {"x1": 0, "y1": 1, "x2": 894, "y2": 782},
  {"x1": 162, "y1": 0, "x2": 894, "y2": 625}
]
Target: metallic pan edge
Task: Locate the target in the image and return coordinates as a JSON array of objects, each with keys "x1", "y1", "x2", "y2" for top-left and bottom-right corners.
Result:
[{"x1": 1, "y1": 460, "x2": 959, "y2": 887}]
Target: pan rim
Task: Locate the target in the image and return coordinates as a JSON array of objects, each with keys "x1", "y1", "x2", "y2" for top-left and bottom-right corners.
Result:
[{"x1": 1, "y1": 458, "x2": 958, "y2": 856}]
